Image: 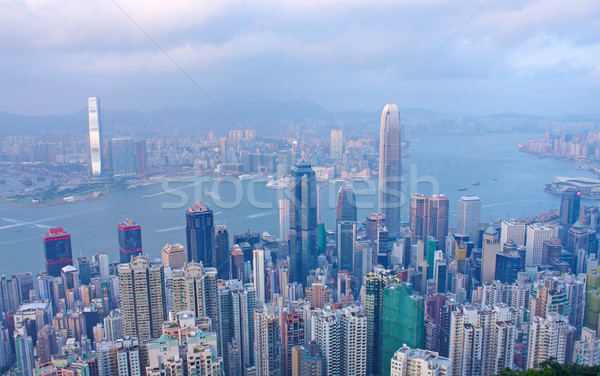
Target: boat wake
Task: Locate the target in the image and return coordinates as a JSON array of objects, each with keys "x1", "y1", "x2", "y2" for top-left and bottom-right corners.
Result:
[
  {"x1": 154, "y1": 225, "x2": 186, "y2": 233},
  {"x1": 246, "y1": 212, "x2": 275, "y2": 219}
]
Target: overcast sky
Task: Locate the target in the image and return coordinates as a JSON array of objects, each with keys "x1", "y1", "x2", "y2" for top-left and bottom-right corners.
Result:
[{"x1": 1, "y1": 0, "x2": 599, "y2": 116}]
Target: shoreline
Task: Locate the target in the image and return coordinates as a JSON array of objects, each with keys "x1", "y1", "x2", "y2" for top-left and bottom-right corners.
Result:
[
  {"x1": 518, "y1": 147, "x2": 600, "y2": 175},
  {"x1": 0, "y1": 172, "x2": 208, "y2": 208}
]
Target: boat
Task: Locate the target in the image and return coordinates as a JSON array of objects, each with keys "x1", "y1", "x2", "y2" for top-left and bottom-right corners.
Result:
[
  {"x1": 266, "y1": 177, "x2": 289, "y2": 190},
  {"x1": 472, "y1": 182, "x2": 480, "y2": 186},
  {"x1": 204, "y1": 189, "x2": 221, "y2": 200},
  {"x1": 262, "y1": 232, "x2": 278, "y2": 243},
  {"x1": 458, "y1": 188, "x2": 467, "y2": 191},
  {"x1": 238, "y1": 174, "x2": 253, "y2": 181}
]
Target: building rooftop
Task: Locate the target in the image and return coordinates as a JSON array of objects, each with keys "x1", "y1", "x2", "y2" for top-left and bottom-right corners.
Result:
[
  {"x1": 17, "y1": 301, "x2": 50, "y2": 312},
  {"x1": 188, "y1": 201, "x2": 210, "y2": 213},
  {"x1": 61, "y1": 265, "x2": 78, "y2": 273}
]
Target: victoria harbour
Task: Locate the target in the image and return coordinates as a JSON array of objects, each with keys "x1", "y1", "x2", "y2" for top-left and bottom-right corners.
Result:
[{"x1": 0, "y1": 132, "x2": 594, "y2": 277}]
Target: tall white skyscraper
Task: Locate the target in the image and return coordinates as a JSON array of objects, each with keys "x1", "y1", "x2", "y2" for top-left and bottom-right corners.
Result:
[
  {"x1": 88, "y1": 97, "x2": 102, "y2": 176},
  {"x1": 378, "y1": 104, "x2": 402, "y2": 237},
  {"x1": 279, "y1": 198, "x2": 290, "y2": 241},
  {"x1": 456, "y1": 196, "x2": 481, "y2": 241},
  {"x1": 500, "y1": 220, "x2": 526, "y2": 249},
  {"x1": 331, "y1": 129, "x2": 343, "y2": 161},
  {"x1": 253, "y1": 249, "x2": 265, "y2": 304},
  {"x1": 525, "y1": 223, "x2": 556, "y2": 267}
]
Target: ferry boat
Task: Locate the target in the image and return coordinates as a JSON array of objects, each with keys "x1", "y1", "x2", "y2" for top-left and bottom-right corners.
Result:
[
  {"x1": 266, "y1": 177, "x2": 289, "y2": 190},
  {"x1": 204, "y1": 189, "x2": 221, "y2": 200}
]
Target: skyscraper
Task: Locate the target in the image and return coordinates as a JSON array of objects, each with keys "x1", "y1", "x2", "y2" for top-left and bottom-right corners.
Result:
[
  {"x1": 76, "y1": 256, "x2": 91, "y2": 285},
  {"x1": 378, "y1": 104, "x2": 402, "y2": 237},
  {"x1": 449, "y1": 305, "x2": 516, "y2": 376},
  {"x1": 289, "y1": 161, "x2": 317, "y2": 285},
  {"x1": 170, "y1": 262, "x2": 205, "y2": 319},
  {"x1": 161, "y1": 243, "x2": 186, "y2": 269},
  {"x1": 254, "y1": 304, "x2": 282, "y2": 376},
  {"x1": 36, "y1": 325, "x2": 58, "y2": 364},
  {"x1": 311, "y1": 306, "x2": 367, "y2": 376},
  {"x1": 14, "y1": 327, "x2": 34, "y2": 376},
  {"x1": 186, "y1": 201, "x2": 215, "y2": 266},
  {"x1": 117, "y1": 256, "x2": 167, "y2": 340},
  {"x1": 495, "y1": 251, "x2": 521, "y2": 284},
  {"x1": 111, "y1": 137, "x2": 137, "y2": 178},
  {"x1": 527, "y1": 313, "x2": 572, "y2": 369},
  {"x1": 428, "y1": 195, "x2": 449, "y2": 250},
  {"x1": 253, "y1": 248, "x2": 266, "y2": 304},
  {"x1": 526, "y1": 223, "x2": 555, "y2": 267},
  {"x1": 317, "y1": 184, "x2": 323, "y2": 224},
  {"x1": 366, "y1": 213, "x2": 386, "y2": 242},
  {"x1": 215, "y1": 225, "x2": 230, "y2": 279},
  {"x1": 337, "y1": 221, "x2": 356, "y2": 273},
  {"x1": 283, "y1": 311, "x2": 305, "y2": 376},
  {"x1": 481, "y1": 226, "x2": 500, "y2": 283},
  {"x1": 410, "y1": 194, "x2": 449, "y2": 250},
  {"x1": 364, "y1": 271, "x2": 388, "y2": 376},
  {"x1": 134, "y1": 139, "x2": 148, "y2": 175},
  {"x1": 500, "y1": 220, "x2": 526, "y2": 249},
  {"x1": 118, "y1": 218, "x2": 142, "y2": 263},
  {"x1": 43, "y1": 228, "x2": 73, "y2": 277},
  {"x1": 336, "y1": 185, "x2": 357, "y2": 223},
  {"x1": 88, "y1": 97, "x2": 102, "y2": 176},
  {"x1": 456, "y1": 196, "x2": 481, "y2": 241},
  {"x1": 279, "y1": 198, "x2": 290, "y2": 241},
  {"x1": 331, "y1": 129, "x2": 343, "y2": 161},
  {"x1": 218, "y1": 280, "x2": 256, "y2": 375},
  {"x1": 381, "y1": 282, "x2": 425, "y2": 376},
  {"x1": 559, "y1": 188, "x2": 581, "y2": 245},
  {"x1": 410, "y1": 194, "x2": 428, "y2": 243},
  {"x1": 97, "y1": 251, "x2": 109, "y2": 281},
  {"x1": 340, "y1": 306, "x2": 367, "y2": 376},
  {"x1": 13, "y1": 273, "x2": 33, "y2": 303},
  {"x1": 312, "y1": 309, "x2": 341, "y2": 376}
]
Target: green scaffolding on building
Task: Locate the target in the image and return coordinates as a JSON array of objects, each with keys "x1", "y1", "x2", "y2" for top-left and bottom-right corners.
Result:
[{"x1": 380, "y1": 282, "x2": 425, "y2": 376}]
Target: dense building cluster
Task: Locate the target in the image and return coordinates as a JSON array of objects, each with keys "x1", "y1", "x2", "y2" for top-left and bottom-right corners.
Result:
[{"x1": 3, "y1": 104, "x2": 600, "y2": 376}]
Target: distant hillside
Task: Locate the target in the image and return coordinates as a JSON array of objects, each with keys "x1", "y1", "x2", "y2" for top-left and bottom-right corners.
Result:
[{"x1": 0, "y1": 100, "x2": 598, "y2": 136}]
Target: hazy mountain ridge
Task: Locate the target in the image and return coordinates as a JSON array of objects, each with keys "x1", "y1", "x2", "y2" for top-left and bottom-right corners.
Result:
[{"x1": 0, "y1": 100, "x2": 598, "y2": 136}]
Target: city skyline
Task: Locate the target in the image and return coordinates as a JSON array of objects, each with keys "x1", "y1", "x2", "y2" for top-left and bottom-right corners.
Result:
[
  {"x1": 3, "y1": 113, "x2": 600, "y2": 375},
  {"x1": 2, "y1": 1, "x2": 600, "y2": 375}
]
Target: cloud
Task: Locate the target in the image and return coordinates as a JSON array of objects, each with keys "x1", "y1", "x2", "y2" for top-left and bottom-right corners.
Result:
[{"x1": 0, "y1": 0, "x2": 598, "y2": 115}]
